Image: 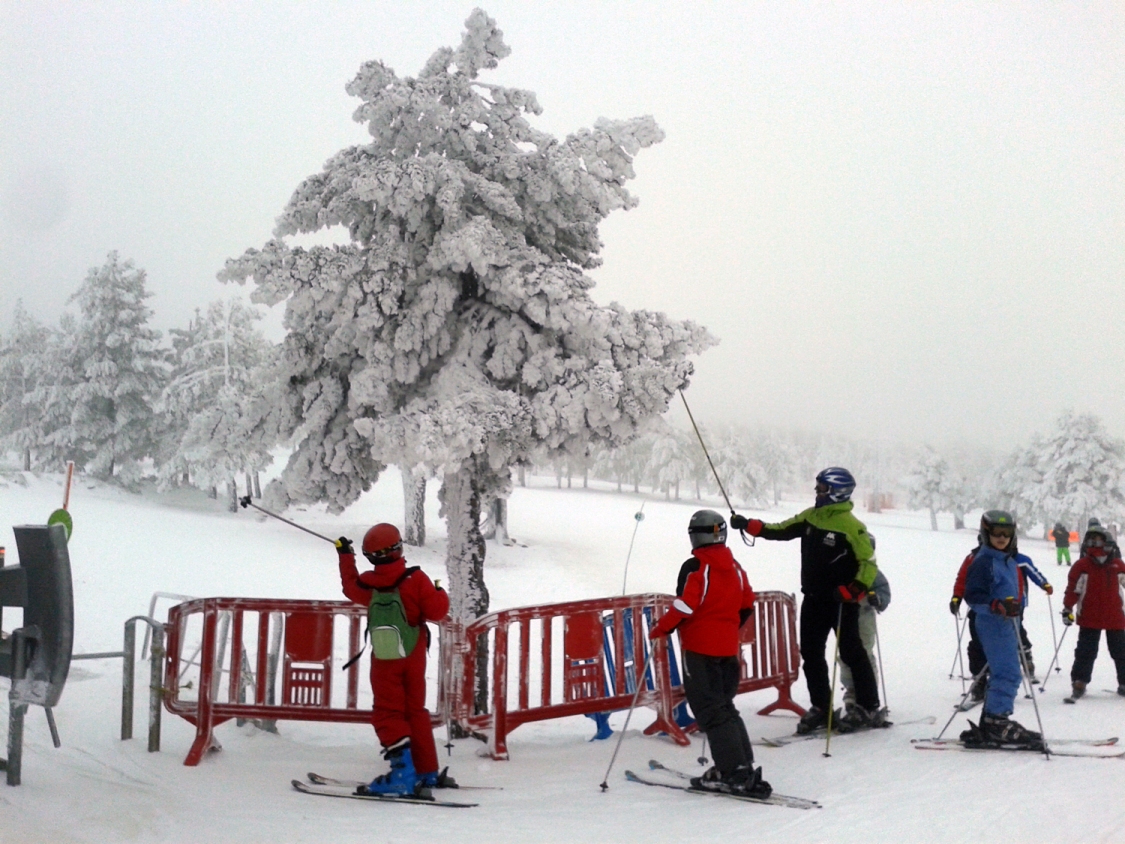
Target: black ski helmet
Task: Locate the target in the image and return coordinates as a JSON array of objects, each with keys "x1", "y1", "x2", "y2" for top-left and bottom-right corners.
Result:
[
  {"x1": 979, "y1": 509, "x2": 1017, "y2": 552},
  {"x1": 688, "y1": 510, "x2": 727, "y2": 549},
  {"x1": 1081, "y1": 523, "x2": 1112, "y2": 557}
]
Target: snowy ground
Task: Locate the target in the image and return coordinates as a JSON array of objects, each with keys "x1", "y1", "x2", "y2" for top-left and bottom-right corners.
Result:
[{"x1": 3, "y1": 469, "x2": 1125, "y2": 844}]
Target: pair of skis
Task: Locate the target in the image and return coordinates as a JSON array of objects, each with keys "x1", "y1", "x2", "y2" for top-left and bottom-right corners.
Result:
[
  {"x1": 624, "y1": 760, "x2": 821, "y2": 810},
  {"x1": 759, "y1": 714, "x2": 936, "y2": 747},
  {"x1": 912, "y1": 736, "x2": 1123, "y2": 758},
  {"x1": 292, "y1": 772, "x2": 497, "y2": 808}
]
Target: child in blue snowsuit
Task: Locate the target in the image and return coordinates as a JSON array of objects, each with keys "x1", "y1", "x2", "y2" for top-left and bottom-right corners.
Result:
[{"x1": 960, "y1": 510, "x2": 1043, "y2": 748}]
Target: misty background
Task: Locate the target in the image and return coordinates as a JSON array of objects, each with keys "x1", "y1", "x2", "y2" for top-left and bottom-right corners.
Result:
[{"x1": 2, "y1": 1, "x2": 1123, "y2": 451}]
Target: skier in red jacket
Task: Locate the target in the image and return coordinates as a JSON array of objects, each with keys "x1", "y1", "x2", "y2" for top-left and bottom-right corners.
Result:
[
  {"x1": 648, "y1": 510, "x2": 768, "y2": 798},
  {"x1": 1061, "y1": 524, "x2": 1125, "y2": 700},
  {"x1": 336, "y1": 523, "x2": 450, "y2": 797}
]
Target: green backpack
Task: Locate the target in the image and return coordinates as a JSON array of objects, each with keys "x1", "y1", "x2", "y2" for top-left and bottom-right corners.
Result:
[{"x1": 367, "y1": 567, "x2": 421, "y2": 660}]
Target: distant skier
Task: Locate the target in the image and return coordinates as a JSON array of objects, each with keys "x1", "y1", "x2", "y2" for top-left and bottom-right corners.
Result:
[
  {"x1": 1052, "y1": 522, "x2": 1072, "y2": 567},
  {"x1": 840, "y1": 564, "x2": 891, "y2": 710},
  {"x1": 336, "y1": 524, "x2": 452, "y2": 797},
  {"x1": 957, "y1": 510, "x2": 1043, "y2": 749},
  {"x1": 648, "y1": 510, "x2": 770, "y2": 798},
  {"x1": 731, "y1": 467, "x2": 883, "y2": 733},
  {"x1": 1061, "y1": 523, "x2": 1125, "y2": 700}
]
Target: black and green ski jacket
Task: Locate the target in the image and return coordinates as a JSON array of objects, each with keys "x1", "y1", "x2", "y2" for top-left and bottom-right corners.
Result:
[{"x1": 758, "y1": 501, "x2": 878, "y2": 599}]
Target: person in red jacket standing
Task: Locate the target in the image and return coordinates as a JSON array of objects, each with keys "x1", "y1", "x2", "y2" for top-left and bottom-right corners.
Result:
[
  {"x1": 336, "y1": 524, "x2": 450, "y2": 797},
  {"x1": 648, "y1": 510, "x2": 768, "y2": 798},
  {"x1": 1061, "y1": 523, "x2": 1125, "y2": 700}
]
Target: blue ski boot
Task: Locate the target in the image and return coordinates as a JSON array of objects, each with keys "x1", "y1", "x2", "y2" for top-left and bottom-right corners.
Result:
[
  {"x1": 417, "y1": 766, "x2": 458, "y2": 790},
  {"x1": 360, "y1": 740, "x2": 417, "y2": 796}
]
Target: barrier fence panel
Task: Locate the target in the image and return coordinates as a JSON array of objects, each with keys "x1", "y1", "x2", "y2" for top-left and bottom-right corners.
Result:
[
  {"x1": 163, "y1": 598, "x2": 450, "y2": 766},
  {"x1": 161, "y1": 590, "x2": 801, "y2": 766}
]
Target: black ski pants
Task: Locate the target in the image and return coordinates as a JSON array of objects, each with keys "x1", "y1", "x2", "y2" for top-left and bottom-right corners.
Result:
[
  {"x1": 1071, "y1": 627, "x2": 1125, "y2": 686},
  {"x1": 800, "y1": 594, "x2": 879, "y2": 712},
  {"x1": 682, "y1": 650, "x2": 753, "y2": 775}
]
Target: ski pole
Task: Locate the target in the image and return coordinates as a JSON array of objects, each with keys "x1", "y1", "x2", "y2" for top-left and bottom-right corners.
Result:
[
  {"x1": 621, "y1": 502, "x2": 646, "y2": 596},
  {"x1": 823, "y1": 603, "x2": 844, "y2": 758},
  {"x1": 599, "y1": 645, "x2": 657, "y2": 791},
  {"x1": 949, "y1": 614, "x2": 968, "y2": 691},
  {"x1": 935, "y1": 662, "x2": 989, "y2": 740},
  {"x1": 1046, "y1": 593, "x2": 1060, "y2": 670},
  {"x1": 873, "y1": 612, "x2": 889, "y2": 713},
  {"x1": 1014, "y1": 617, "x2": 1050, "y2": 759},
  {"x1": 1038, "y1": 624, "x2": 1070, "y2": 693},
  {"x1": 678, "y1": 390, "x2": 735, "y2": 516},
  {"x1": 698, "y1": 736, "x2": 709, "y2": 767},
  {"x1": 238, "y1": 496, "x2": 336, "y2": 544}
]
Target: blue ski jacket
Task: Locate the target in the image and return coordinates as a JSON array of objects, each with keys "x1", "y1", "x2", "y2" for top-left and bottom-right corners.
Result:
[
  {"x1": 964, "y1": 544, "x2": 1023, "y2": 612},
  {"x1": 1015, "y1": 553, "x2": 1049, "y2": 608}
]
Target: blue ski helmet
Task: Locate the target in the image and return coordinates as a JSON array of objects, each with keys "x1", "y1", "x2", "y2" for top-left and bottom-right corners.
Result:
[{"x1": 815, "y1": 467, "x2": 856, "y2": 505}]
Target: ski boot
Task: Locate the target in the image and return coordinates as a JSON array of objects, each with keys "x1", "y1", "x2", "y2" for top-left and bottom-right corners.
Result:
[
  {"x1": 359, "y1": 739, "x2": 420, "y2": 797},
  {"x1": 1025, "y1": 657, "x2": 1038, "y2": 683},
  {"x1": 969, "y1": 671, "x2": 989, "y2": 703},
  {"x1": 417, "y1": 766, "x2": 458, "y2": 790},
  {"x1": 1070, "y1": 681, "x2": 1087, "y2": 701},
  {"x1": 1117, "y1": 685, "x2": 1125, "y2": 697},
  {"x1": 690, "y1": 764, "x2": 772, "y2": 799},
  {"x1": 834, "y1": 703, "x2": 886, "y2": 733},
  {"x1": 963, "y1": 712, "x2": 1043, "y2": 749},
  {"x1": 795, "y1": 706, "x2": 829, "y2": 735}
]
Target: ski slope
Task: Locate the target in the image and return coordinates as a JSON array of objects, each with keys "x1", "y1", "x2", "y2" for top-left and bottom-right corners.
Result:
[{"x1": 3, "y1": 469, "x2": 1124, "y2": 844}]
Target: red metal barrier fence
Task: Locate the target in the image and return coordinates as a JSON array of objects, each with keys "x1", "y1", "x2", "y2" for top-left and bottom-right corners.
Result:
[{"x1": 162, "y1": 591, "x2": 801, "y2": 765}]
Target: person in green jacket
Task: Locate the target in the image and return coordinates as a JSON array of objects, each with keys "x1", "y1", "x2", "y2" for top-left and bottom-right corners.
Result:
[
  {"x1": 1051, "y1": 522, "x2": 1072, "y2": 567},
  {"x1": 731, "y1": 467, "x2": 883, "y2": 734}
]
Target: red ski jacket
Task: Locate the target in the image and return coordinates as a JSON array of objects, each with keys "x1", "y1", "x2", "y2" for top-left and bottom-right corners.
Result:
[
  {"x1": 650, "y1": 544, "x2": 756, "y2": 657},
  {"x1": 338, "y1": 553, "x2": 449, "y2": 631},
  {"x1": 1063, "y1": 554, "x2": 1125, "y2": 630}
]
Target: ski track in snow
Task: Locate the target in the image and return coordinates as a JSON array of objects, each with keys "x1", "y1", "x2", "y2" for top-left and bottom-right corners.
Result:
[{"x1": 2, "y1": 469, "x2": 1124, "y2": 843}]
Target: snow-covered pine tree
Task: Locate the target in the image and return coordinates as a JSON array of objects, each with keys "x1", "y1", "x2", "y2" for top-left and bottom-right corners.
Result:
[
  {"x1": 0, "y1": 302, "x2": 55, "y2": 470},
  {"x1": 906, "y1": 446, "x2": 954, "y2": 530},
  {"x1": 51, "y1": 253, "x2": 167, "y2": 481},
  {"x1": 648, "y1": 423, "x2": 693, "y2": 500},
  {"x1": 156, "y1": 299, "x2": 276, "y2": 509},
  {"x1": 220, "y1": 10, "x2": 713, "y2": 625},
  {"x1": 1033, "y1": 411, "x2": 1125, "y2": 532},
  {"x1": 991, "y1": 436, "x2": 1047, "y2": 533}
]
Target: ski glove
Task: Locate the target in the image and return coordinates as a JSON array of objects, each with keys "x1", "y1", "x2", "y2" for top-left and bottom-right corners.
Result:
[
  {"x1": 949, "y1": 596, "x2": 962, "y2": 616},
  {"x1": 335, "y1": 536, "x2": 354, "y2": 555},
  {"x1": 729, "y1": 515, "x2": 764, "y2": 536},
  {"x1": 837, "y1": 581, "x2": 866, "y2": 603},
  {"x1": 866, "y1": 591, "x2": 886, "y2": 611},
  {"x1": 1043, "y1": 583, "x2": 1054, "y2": 595},
  {"x1": 1061, "y1": 608, "x2": 1075, "y2": 626},
  {"x1": 649, "y1": 614, "x2": 677, "y2": 639},
  {"x1": 990, "y1": 597, "x2": 1020, "y2": 618}
]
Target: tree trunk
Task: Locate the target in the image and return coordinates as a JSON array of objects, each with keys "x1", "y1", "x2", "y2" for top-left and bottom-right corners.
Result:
[
  {"x1": 441, "y1": 465, "x2": 490, "y2": 713},
  {"x1": 245, "y1": 472, "x2": 253, "y2": 500},
  {"x1": 929, "y1": 507, "x2": 938, "y2": 531},
  {"x1": 227, "y1": 477, "x2": 238, "y2": 513},
  {"x1": 674, "y1": 480, "x2": 680, "y2": 500},
  {"x1": 22, "y1": 447, "x2": 30, "y2": 472},
  {"x1": 402, "y1": 466, "x2": 426, "y2": 547},
  {"x1": 208, "y1": 486, "x2": 218, "y2": 500},
  {"x1": 953, "y1": 506, "x2": 965, "y2": 530},
  {"x1": 583, "y1": 468, "x2": 588, "y2": 489},
  {"x1": 253, "y1": 471, "x2": 261, "y2": 498},
  {"x1": 518, "y1": 464, "x2": 526, "y2": 487}
]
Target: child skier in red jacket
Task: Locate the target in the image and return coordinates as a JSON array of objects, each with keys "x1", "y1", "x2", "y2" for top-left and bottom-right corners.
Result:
[
  {"x1": 648, "y1": 510, "x2": 768, "y2": 798},
  {"x1": 336, "y1": 524, "x2": 450, "y2": 797},
  {"x1": 1061, "y1": 524, "x2": 1125, "y2": 700}
]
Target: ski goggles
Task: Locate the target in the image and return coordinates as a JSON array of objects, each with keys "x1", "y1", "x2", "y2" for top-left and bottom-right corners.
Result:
[{"x1": 987, "y1": 526, "x2": 1015, "y2": 539}]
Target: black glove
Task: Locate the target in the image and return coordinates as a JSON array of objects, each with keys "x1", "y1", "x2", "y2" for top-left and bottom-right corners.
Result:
[
  {"x1": 1061, "y1": 608, "x2": 1075, "y2": 626},
  {"x1": 730, "y1": 514, "x2": 749, "y2": 531},
  {"x1": 866, "y1": 591, "x2": 885, "y2": 611},
  {"x1": 949, "y1": 596, "x2": 962, "y2": 616},
  {"x1": 335, "y1": 536, "x2": 354, "y2": 555}
]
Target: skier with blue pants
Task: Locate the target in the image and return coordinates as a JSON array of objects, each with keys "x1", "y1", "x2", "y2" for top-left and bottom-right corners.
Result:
[{"x1": 959, "y1": 510, "x2": 1043, "y2": 748}]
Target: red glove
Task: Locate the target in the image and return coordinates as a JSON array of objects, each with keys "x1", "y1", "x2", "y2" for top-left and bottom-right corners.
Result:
[
  {"x1": 1043, "y1": 583, "x2": 1054, "y2": 595},
  {"x1": 745, "y1": 519, "x2": 764, "y2": 536},
  {"x1": 649, "y1": 615, "x2": 676, "y2": 639},
  {"x1": 837, "y1": 581, "x2": 865, "y2": 603},
  {"x1": 990, "y1": 597, "x2": 1020, "y2": 618}
]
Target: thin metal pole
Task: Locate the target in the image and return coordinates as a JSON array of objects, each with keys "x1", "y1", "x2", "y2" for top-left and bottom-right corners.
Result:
[
  {"x1": 599, "y1": 646, "x2": 657, "y2": 791},
  {"x1": 873, "y1": 612, "x2": 889, "y2": 712},
  {"x1": 1014, "y1": 617, "x2": 1050, "y2": 759},
  {"x1": 238, "y1": 496, "x2": 335, "y2": 544},
  {"x1": 823, "y1": 604, "x2": 843, "y2": 758},
  {"x1": 936, "y1": 662, "x2": 990, "y2": 741},
  {"x1": 1046, "y1": 593, "x2": 1060, "y2": 671},
  {"x1": 949, "y1": 614, "x2": 967, "y2": 683},
  {"x1": 678, "y1": 390, "x2": 734, "y2": 515},
  {"x1": 621, "y1": 503, "x2": 646, "y2": 596},
  {"x1": 1038, "y1": 625, "x2": 1071, "y2": 693}
]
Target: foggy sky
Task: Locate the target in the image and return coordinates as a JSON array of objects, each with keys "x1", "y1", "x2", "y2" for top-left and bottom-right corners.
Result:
[{"x1": 2, "y1": 2, "x2": 1122, "y2": 450}]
